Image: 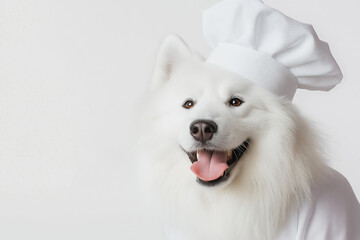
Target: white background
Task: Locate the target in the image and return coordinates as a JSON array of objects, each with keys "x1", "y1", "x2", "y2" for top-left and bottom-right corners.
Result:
[{"x1": 0, "y1": 0, "x2": 359, "y2": 239}]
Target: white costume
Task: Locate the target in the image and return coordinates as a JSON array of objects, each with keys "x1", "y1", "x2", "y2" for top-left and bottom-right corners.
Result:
[
  {"x1": 203, "y1": 0, "x2": 360, "y2": 239},
  {"x1": 276, "y1": 169, "x2": 360, "y2": 239}
]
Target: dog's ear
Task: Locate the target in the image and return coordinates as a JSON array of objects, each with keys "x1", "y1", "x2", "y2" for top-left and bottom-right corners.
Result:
[{"x1": 151, "y1": 34, "x2": 199, "y2": 87}]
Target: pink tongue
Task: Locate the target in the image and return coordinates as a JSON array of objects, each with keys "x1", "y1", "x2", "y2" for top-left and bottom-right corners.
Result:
[{"x1": 190, "y1": 150, "x2": 229, "y2": 181}]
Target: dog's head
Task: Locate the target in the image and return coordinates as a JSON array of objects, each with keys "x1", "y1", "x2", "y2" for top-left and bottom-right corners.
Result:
[
  {"x1": 137, "y1": 34, "x2": 323, "y2": 239},
  {"x1": 142, "y1": 34, "x2": 315, "y2": 190}
]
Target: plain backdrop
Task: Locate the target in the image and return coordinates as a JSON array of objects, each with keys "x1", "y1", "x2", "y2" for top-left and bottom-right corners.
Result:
[{"x1": 0, "y1": 0, "x2": 359, "y2": 239}]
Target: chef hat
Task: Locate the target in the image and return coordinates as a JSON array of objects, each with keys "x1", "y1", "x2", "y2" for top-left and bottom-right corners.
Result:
[{"x1": 203, "y1": 0, "x2": 342, "y2": 100}]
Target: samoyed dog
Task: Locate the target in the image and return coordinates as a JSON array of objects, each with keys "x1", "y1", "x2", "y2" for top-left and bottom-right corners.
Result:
[{"x1": 136, "y1": 34, "x2": 328, "y2": 239}]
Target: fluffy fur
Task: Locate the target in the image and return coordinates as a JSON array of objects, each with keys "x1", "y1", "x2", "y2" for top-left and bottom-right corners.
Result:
[{"x1": 136, "y1": 34, "x2": 327, "y2": 240}]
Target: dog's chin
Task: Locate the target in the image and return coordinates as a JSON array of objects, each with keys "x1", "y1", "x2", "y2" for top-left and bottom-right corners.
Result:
[{"x1": 184, "y1": 139, "x2": 250, "y2": 187}]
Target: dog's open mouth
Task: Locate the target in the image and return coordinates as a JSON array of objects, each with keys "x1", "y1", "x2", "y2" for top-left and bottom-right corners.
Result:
[{"x1": 185, "y1": 139, "x2": 250, "y2": 187}]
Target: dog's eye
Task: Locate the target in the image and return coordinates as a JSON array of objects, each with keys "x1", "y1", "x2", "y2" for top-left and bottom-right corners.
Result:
[
  {"x1": 183, "y1": 100, "x2": 195, "y2": 109},
  {"x1": 229, "y1": 97, "x2": 243, "y2": 107}
]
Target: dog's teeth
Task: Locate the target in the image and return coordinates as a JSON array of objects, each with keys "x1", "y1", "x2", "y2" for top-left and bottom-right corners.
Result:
[
  {"x1": 227, "y1": 150, "x2": 232, "y2": 159},
  {"x1": 196, "y1": 150, "x2": 199, "y2": 159}
]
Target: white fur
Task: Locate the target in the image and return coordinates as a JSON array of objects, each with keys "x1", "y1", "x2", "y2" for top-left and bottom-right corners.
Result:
[{"x1": 136, "y1": 34, "x2": 326, "y2": 240}]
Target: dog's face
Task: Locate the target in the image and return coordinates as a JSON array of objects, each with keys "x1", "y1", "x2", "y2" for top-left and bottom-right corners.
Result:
[
  {"x1": 148, "y1": 35, "x2": 278, "y2": 188},
  {"x1": 139, "y1": 35, "x2": 317, "y2": 240}
]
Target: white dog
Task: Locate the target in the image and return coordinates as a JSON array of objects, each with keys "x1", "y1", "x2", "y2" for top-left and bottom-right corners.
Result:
[{"x1": 136, "y1": 35, "x2": 360, "y2": 240}]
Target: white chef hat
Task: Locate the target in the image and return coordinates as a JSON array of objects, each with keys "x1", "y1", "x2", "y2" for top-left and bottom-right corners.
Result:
[{"x1": 203, "y1": 0, "x2": 342, "y2": 100}]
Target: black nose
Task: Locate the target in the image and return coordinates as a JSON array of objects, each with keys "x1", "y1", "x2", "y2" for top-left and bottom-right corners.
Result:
[{"x1": 190, "y1": 120, "x2": 217, "y2": 143}]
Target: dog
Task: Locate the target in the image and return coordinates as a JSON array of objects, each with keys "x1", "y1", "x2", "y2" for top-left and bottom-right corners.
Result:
[{"x1": 135, "y1": 34, "x2": 359, "y2": 240}]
